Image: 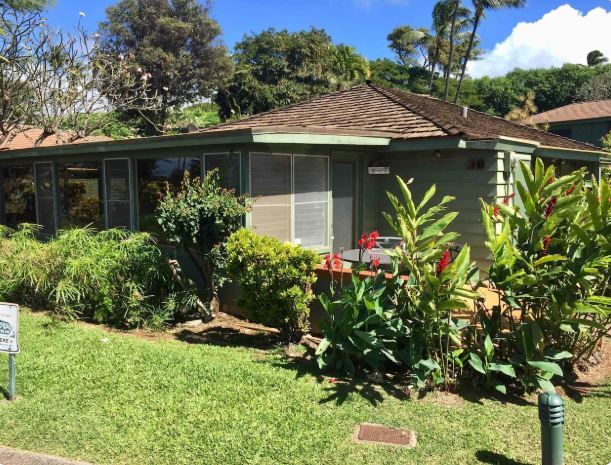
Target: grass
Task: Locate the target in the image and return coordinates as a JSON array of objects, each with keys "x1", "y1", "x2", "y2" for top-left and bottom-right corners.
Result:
[{"x1": 0, "y1": 310, "x2": 609, "y2": 465}]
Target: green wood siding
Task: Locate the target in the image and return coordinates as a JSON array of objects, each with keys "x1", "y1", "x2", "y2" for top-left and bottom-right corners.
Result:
[{"x1": 548, "y1": 119, "x2": 611, "y2": 148}]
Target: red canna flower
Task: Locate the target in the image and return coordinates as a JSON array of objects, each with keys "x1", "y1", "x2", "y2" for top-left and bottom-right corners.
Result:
[
  {"x1": 502, "y1": 193, "x2": 516, "y2": 205},
  {"x1": 544, "y1": 197, "x2": 557, "y2": 218},
  {"x1": 436, "y1": 250, "x2": 450, "y2": 276},
  {"x1": 323, "y1": 253, "x2": 342, "y2": 271},
  {"x1": 371, "y1": 256, "x2": 380, "y2": 269},
  {"x1": 358, "y1": 231, "x2": 379, "y2": 250}
]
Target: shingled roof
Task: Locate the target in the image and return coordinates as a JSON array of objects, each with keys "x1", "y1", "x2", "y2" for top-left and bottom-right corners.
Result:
[
  {"x1": 530, "y1": 99, "x2": 611, "y2": 125},
  {"x1": 202, "y1": 82, "x2": 600, "y2": 152}
]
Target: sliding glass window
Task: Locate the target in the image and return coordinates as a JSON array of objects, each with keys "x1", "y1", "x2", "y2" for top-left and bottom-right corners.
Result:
[
  {"x1": 2, "y1": 165, "x2": 36, "y2": 229},
  {"x1": 57, "y1": 162, "x2": 104, "y2": 229},
  {"x1": 34, "y1": 163, "x2": 56, "y2": 235},
  {"x1": 250, "y1": 153, "x2": 292, "y2": 242},
  {"x1": 250, "y1": 153, "x2": 329, "y2": 248},
  {"x1": 204, "y1": 153, "x2": 240, "y2": 192},
  {"x1": 136, "y1": 157, "x2": 201, "y2": 233},
  {"x1": 104, "y1": 159, "x2": 132, "y2": 229},
  {"x1": 294, "y1": 156, "x2": 329, "y2": 248}
]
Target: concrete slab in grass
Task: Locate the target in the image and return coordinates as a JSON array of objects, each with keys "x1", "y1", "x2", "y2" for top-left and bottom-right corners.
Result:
[{"x1": 0, "y1": 446, "x2": 92, "y2": 465}]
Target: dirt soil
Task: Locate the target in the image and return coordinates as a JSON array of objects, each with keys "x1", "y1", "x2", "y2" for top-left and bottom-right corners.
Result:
[{"x1": 559, "y1": 337, "x2": 611, "y2": 401}]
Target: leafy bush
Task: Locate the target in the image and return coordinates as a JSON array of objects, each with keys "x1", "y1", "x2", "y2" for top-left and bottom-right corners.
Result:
[
  {"x1": 226, "y1": 229, "x2": 319, "y2": 339},
  {"x1": 317, "y1": 179, "x2": 478, "y2": 391},
  {"x1": 0, "y1": 225, "x2": 198, "y2": 328},
  {"x1": 478, "y1": 159, "x2": 610, "y2": 393},
  {"x1": 156, "y1": 171, "x2": 252, "y2": 318}
]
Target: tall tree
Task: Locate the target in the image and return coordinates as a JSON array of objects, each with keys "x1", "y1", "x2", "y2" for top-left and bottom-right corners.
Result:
[
  {"x1": 0, "y1": 4, "x2": 159, "y2": 147},
  {"x1": 386, "y1": 25, "x2": 430, "y2": 68},
  {"x1": 331, "y1": 44, "x2": 370, "y2": 89},
  {"x1": 454, "y1": 0, "x2": 525, "y2": 103},
  {"x1": 215, "y1": 28, "x2": 362, "y2": 120},
  {"x1": 587, "y1": 50, "x2": 608, "y2": 67},
  {"x1": 98, "y1": 0, "x2": 232, "y2": 130}
]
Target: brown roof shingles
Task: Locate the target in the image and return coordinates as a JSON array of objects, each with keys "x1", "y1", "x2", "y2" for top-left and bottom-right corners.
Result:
[
  {"x1": 0, "y1": 128, "x2": 112, "y2": 151},
  {"x1": 530, "y1": 100, "x2": 611, "y2": 124},
  {"x1": 202, "y1": 83, "x2": 600, "y2": 152}
]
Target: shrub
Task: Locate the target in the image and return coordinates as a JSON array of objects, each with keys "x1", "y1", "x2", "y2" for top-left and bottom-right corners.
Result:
[
  {"x1": 0, "y1": 225, "x2": 199, "y2": 328},
  {"x1": 156, "y1": 171, "x2": 252, "y2": 319},
  {"x1": 478, "y1": 158, "x2": 610, "y2": 393},
  {"x1": 226, "y1": 229, "x2": 319, "y2": 339}
]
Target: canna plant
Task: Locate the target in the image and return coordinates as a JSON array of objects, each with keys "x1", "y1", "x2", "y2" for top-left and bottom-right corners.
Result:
[{"x1": 480, "y1": 158, "x2": 610, "y2": 392}]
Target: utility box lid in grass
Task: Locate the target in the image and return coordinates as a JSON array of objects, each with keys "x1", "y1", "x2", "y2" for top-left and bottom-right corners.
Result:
[{"x1": 353, "y1": 423, "x2": 416, "y2": 448}]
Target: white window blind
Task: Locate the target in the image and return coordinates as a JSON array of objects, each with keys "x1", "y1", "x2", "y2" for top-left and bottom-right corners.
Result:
[
  {"x1": 250, "y1": 153, "x2": 292, "y2": 242},
  {"x1": 293, "y1": 156, "x2": 328, "y2": 247}
]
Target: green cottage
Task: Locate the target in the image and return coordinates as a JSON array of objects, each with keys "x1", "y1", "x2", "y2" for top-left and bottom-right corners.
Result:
[{"x1": 0, "y1": 83, "x2": 606, "y2": 267}]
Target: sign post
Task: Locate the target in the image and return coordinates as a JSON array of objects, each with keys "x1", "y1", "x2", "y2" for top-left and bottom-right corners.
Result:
[{"x1": 0, "y1": 303, "x2": 19, "y2": 401}]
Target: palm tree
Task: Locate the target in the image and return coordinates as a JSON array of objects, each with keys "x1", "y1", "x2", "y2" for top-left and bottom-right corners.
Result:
[
  {"x1": 443, "y1": 0, "x2": 461, "y2": 101},
  {"x1": 587, "y1": 50, "x2": 608, "y2": 67},
  {"x1": 331, "y1": 45, "x2": 371, "y2": 89},
  {"x1": 454, "y1": 0, "x2": 525, "y2": 104}
]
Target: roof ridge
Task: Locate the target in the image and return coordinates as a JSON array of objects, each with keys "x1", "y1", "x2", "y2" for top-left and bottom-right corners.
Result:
[
  {"x1": 366, "y1": 83, "x2": 462, "y2": 136},
  {"x1": 202, "y1": 84, "x2": 369, "y2": 132}
]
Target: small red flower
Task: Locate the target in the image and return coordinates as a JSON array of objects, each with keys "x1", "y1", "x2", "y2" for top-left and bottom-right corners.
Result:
[
  {"x1": 543, "y1": 235, "x2": 552, "y2": 249},
  {"x1": 544, "y1": 197, "x2": 557, "y2": 218},
  {"x1": 436, "y1": 250, "x2": 450, "y2": 276},
  {"x1": 502, "y1": 193, "x2": 516, "y2": 206},
  {"x1": 358, "y1": 231, "x2": 379, "y2": 250},
  {"x1": 371, "y1": 256, "x2": 380, "y2": 269},
  {"x1": 493, "y1": 205, "x2": 501, "y2": 218},
  {"x1": 323, "y1": 253, "x2": 342, "y2": 271},
  {"x1": 565, "y1": 185, "x2": 576, "y2": 196},
  {"x1": 546, "y1": 175, "x2": 555, "y2": 186}
]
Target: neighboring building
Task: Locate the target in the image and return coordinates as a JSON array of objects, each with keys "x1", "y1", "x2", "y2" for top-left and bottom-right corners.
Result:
[
  {"x1": 0, "y1": 83, "x2": 605, "y2": 266},
  {"x1": 530, "y1": 99, "x2": 611, "y2": 148}
]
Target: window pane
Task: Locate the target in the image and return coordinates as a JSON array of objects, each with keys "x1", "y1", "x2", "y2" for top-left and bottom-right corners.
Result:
[
  {"x1": 250, "y1": 153, "x2": 291, "y2": 242},
  {"x1": 205, "y1": 154, "x2": 240, "y2": 191},
  {"x1": 58, "y1": 162, "x2": 104, "y2": 229},
  {"x1": 2, "y1": 166, "x2": 36, "y2": 229},
  {"x1": 105, "y1": 159, "x2": 131, "y2": 229},
  {"x1": 34, "y1": 163, "x2": 56, "y2": 235},
  {"x1": 294, "y1": 156, "x2": 328, "y2": 247},
  {"x1": 136, "y1": 158, "x2": 201, "y2": 233}
]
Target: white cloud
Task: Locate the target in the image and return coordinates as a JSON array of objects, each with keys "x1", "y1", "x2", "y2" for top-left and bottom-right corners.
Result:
[{"x1": 469, "y1": 4, "x2": 611, "y2": 77}]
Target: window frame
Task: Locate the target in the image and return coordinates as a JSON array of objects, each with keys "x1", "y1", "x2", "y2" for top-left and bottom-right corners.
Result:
[
  {"x1": 248, "y1": 152, "x2": 330, "y2": 251},
  {"x1": 103, "y1": 157, "x2": 134, "y2": 230},
  {"x1": 203, "y1": 151, "x2": 242, "y2": 193},
  {"x1": 33, "y1": 161, "x2": 57, "y2": 236}
]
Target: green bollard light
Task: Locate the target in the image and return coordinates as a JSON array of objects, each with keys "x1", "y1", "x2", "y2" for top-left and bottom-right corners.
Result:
[{"x1": 538, "y1": 392, "x2": 564, "y2": 465}]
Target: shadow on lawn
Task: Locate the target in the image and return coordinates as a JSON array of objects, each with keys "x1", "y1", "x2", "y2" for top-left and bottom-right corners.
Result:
[
  {"x1": 475, "y1": 450, "x2": 533, "y2": 465},
  {"x1": 175, "y1": 327, "x2": 283, "y2": 350},
  {"x1": 270, "y1": 355, "x2": 409, "y2": 406}
]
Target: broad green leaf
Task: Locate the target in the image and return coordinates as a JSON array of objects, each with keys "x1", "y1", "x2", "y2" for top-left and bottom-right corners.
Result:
[
  {"x1": 527, "y1": 360, "x2": 563, "y2": 377},
  {"x1": 489, "y1": 363, "x2": 516, "y2": 378},
  {"x1": 468, "y1": 353, "x2": 486, "y2": 375},
  {"x1": 533, "y1": 254, "x2": 567, "y2": 266}
]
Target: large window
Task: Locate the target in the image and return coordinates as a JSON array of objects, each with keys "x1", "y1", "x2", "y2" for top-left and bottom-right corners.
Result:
[
  {"x1": 136, "y1": 157, "x2": 201, "y2": 233},
  {"x1": 58, "y1": 162, "x2": 104, "y2": 229},
  {"x1": 34, "y1": 163, "x2": 56, "y2": 235},
  {"x1": 250, "y1": 153, "x2": 329, "y2": 248},
  {"x1": 2, "y1": 166, "x2": 36, "y2": 229},
  {"x1": 104, "y1": 159, "x2": 132, "y2": 229},
  {"x1": 204, "y1": 153, "x2": 240, "y2": 192}
]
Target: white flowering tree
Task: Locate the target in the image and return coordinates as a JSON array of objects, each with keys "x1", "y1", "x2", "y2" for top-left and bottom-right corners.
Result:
[{"x1": 0, "y1": 6, "x2": 162, "y2": 147}]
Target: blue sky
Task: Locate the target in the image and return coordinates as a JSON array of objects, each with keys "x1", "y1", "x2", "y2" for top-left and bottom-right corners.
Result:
[{"x1": 44, "y1": 0, "x2": 611, "y2": 76}]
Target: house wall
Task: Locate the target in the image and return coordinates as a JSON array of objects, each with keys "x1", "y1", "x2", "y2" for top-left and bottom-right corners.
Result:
[
  {"x1": 548, "y1": 118, "x2": 611, "y2": 148},
  {"x1": 358, "y1": 148, "x2": 507, "y2": 267}
]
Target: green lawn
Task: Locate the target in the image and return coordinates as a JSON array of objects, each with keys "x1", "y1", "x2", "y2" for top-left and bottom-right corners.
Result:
[{"x1": 0, "y1": 311, "x2": 609, "y2": 465}]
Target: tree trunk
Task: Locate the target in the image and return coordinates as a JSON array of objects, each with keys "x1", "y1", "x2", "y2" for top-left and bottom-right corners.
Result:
[
  {"x1": 444, "y1": 0, "x2": 460, "y2": 101},
  {"x1": 428, "y1": 60, "x2": 437, "y2": 94},
  {"x1": 454, "y1": 11, "x2": 481, "y2": 104}
]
